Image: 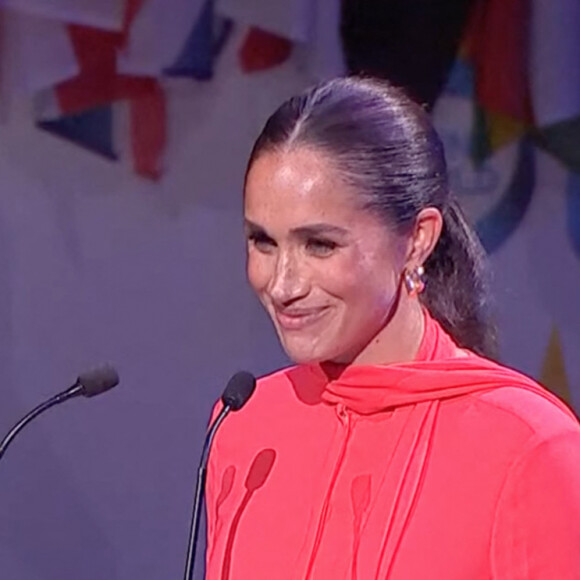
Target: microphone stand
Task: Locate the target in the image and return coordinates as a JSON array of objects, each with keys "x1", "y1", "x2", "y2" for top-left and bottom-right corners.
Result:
[
  {"x1": 0, "y1": 366, "x2": 118, "y2": 462},
  {"x1": 184, "y1": 404, "x2": 231, "y2": 580},
  {"x1": 0, "y1": 385, "x2": 82, "y2": 461}
]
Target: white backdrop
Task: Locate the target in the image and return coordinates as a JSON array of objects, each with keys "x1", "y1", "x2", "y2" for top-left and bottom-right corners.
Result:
[{"x1": 0, "y1": 28, "x2": 578, "y2": 580}]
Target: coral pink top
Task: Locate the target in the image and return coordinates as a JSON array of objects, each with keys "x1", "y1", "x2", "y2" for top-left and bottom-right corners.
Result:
[{"x1": 205, "y1": 313, "x2": 580, "y2": 579}]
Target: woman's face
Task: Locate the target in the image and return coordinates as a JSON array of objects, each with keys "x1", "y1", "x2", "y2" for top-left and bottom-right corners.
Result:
[{"x1": 244, "y1": 147, "x2": 408, "y2": 365}]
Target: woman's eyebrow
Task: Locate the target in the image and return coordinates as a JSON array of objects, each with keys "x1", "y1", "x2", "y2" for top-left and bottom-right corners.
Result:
[
  {"x1": 291, "y1": 223, "x2": 349, "y2": 240},
  {"x1": 244, "y1": 219, "x2": 268, "y2": 234},
  {"x1": 244, "y1": 219, "x2": 350, "y2": 239},
  {"x1": 290, "y1": 223, "x2": 349, "y2": 237}
]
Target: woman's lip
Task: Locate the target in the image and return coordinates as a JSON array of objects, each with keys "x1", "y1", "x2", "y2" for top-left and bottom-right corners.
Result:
[{"x1": 274, "y1": 307, "x2": 329, "y2": 330}]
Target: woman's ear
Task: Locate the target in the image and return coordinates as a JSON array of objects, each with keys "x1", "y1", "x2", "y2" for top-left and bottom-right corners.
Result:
[{"x1": 405, "y1": 207, "x2": 444, "y2": 268}]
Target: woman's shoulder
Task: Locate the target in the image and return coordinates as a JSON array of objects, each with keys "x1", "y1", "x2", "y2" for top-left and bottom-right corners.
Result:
[
  {"x1": 467, "y1": 383, "x2": 579, "y2": 441},
  {"x1": 445, "y1": 350, "x2": 579, "y2": 440}
]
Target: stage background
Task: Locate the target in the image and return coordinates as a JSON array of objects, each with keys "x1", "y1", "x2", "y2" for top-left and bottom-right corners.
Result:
[{"x1": 0, "y1": 2, "x2": 578, "y2": 579}]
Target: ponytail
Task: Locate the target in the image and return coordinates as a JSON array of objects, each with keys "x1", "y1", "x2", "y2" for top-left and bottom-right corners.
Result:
[{"x1": 422, "y1": 200, "x2": 498, "y2": 359}]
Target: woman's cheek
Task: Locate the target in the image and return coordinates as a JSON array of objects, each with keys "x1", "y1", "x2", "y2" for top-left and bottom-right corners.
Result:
[
  {"x1": 317, "y1": 256, "x2": 361, "y2": 296},
  {"x1": 246, "y1": 252, "x2": 271, "y2": 293}
]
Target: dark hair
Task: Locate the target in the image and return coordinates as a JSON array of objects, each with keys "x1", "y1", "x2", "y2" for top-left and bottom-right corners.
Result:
[{"x1": 246, "y1": 77, "x2": 497, "y2": 358}]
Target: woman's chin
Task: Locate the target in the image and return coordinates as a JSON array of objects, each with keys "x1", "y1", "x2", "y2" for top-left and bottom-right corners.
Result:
[
  {"x1": 285, "y1": 350, "x2": 326, "y2": 365},
  {"x1": 280, "y1": 337, "x2": 348, "y2": 366},
  {"x1": 280, "y1": 339, "x2": 328, "y2": 365}
]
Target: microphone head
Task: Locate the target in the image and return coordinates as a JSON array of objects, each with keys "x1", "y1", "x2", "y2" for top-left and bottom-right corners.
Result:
[
  {"x1": 221, "y1": 371, "x2": 256, "y2": 411},
  {"x1": 77, "y1": 365, "x2": 120, "y2": 397}
]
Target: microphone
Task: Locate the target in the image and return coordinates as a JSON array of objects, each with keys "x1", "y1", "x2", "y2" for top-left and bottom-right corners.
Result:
[
  {"x1": 0, "y1": 365, "x2": 120, "y2": 461},
  {"x1": 184, "y1": 370, "x2": 256, "y2": 580}
]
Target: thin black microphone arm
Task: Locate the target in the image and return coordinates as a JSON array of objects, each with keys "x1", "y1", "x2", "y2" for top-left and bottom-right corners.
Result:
[
  {"x1": 0, "y1": 387, "x2": 79, "y2": 460},
  {"x1": 183, "y1": 370, "x2": 256, "y2": 580},
  {"x1": 183, "y1": 404, "x2": 231, "y2": 580},
  {"x1": 0, "y1": 365, "x2": 119, "y2": 462}
]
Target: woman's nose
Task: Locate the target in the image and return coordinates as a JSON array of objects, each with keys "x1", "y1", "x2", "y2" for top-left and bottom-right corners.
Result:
[{"x1": 268, "y1": 250, "x2": 309, "y2": 304}]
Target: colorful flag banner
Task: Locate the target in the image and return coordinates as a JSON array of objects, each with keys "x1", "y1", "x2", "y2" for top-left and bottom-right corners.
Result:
[
  {"x1": 121, "y1": 0, "x2": 147, "y2": 42},
  {"x1": 34, "y1": 17, "x2": 167, "y2": 181},
  {"x1": 130, "y1": 84, "x2": 166, "y2": 180},
  {"x1": 217, "y1": 0, "x2": 310, "y2": 42},
  {"x1": 444, "y1": 57, "x2": 474, "y2": 99},
  {"x1": 37, "y1": 105, "x2": 116, "y2": 160},
  {"x1": 222, "y1": 0, "x2": 344, "y2": 77},
  {"x1": 462, "y1": 0, "x2": 532, "y2": 160},
  {"x1": 164, "y1": 0, "x2": 233, "y2": 80},
  {"x1": 239, "y1": 27, "x2": 293, "y2": 73},
  {"x1": 117, "y1": 0, "x2": 206, "y2": 77},
  {"x1": 465, "y1": 0, "x2": 532, "y2": 124},
  {"x1": 458, "y1": 0, "x2": 580, "y2": 170},
  {"x1": 53, "y1": 24, "x2": 156, "y2": 115}
]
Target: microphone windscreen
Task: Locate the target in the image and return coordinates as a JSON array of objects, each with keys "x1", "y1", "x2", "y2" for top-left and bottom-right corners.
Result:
[
  {"x1": 77, "y1": 365, "x2": 120, "y2": 397},
  {"x1": 221, "y1": 371, "x2": 256, "y2": 411}
]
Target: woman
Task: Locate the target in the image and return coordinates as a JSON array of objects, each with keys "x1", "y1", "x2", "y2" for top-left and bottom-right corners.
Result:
[{"x1": 205, "y1": 77, "x2": 580, "y2": 579}]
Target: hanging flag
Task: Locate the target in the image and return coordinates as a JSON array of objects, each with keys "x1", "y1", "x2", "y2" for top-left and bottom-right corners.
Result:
[
  {"x1": 3, "y1": 0, "x2": 168, "y2": 179},
  {"x1": 218, "y1": 0, "x2": 309, "y2": 74},
  {"x1": 219, "y1": 0, "x2": 343, "y2": 77},
  {"x1": 340, "y1": 0, "x2": 476, "y2": 108},
  {"x1": 530, "y1": 0, "x2": 580, "y2": 172},
  {"x1": 164, "y1": 0, "x2": 233, "y2": 80},
  {"x1": 459, "y1": 0, "x2": 580, "y2": 170},
  {"x1": 444, "y1": 57, "x2": 475, "y2": 99},
  {"x1": 3, "y1": 0, "x2": 125, "y2": 31},
  {"x1": 465, "y1": 0, "x2": 532, "y2": 123},
  {"x1": 239, "y1": 27, "x2": 293, "y2": 73},
  {"x1": 459, "y1": 0, "x2": 533, "y2": 160},
  {"x1": 37, "y1": 105, "x2": 116, "y2": 160},
  {"x1": 34, "y1": 22, "x2": 167, "y2": 180},
  {"x1": 117, "y1": 0, "x2": 207, "y2": 77},
  {"x1": 121, "y1": 0, "x2": 147, "y2": 43},
  {"x1": 165, "y1": 0, "x2": 214, "y2": 79},
  {"x1": 53, "y1": 24, "x2": 157, "y2": 115},
  {"x1": 130, "y1": 84, "x2": 166, "y2": 180},
  {"x1": 217, "y1": 0, "x2": 310, "y2": 43}
]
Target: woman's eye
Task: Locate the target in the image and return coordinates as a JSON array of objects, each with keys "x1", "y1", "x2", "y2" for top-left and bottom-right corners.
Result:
[
  {"x1": 306, "y1": 238, "x2": 338, "y2": 256},
  {"x1": 248, "y1": 233, "x2": 276, "y2": 252}
]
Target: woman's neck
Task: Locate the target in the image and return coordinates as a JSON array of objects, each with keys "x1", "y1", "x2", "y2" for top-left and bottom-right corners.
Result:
[{"x1": 329, "y1": 298, "x2": 426, "y2": 368}]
